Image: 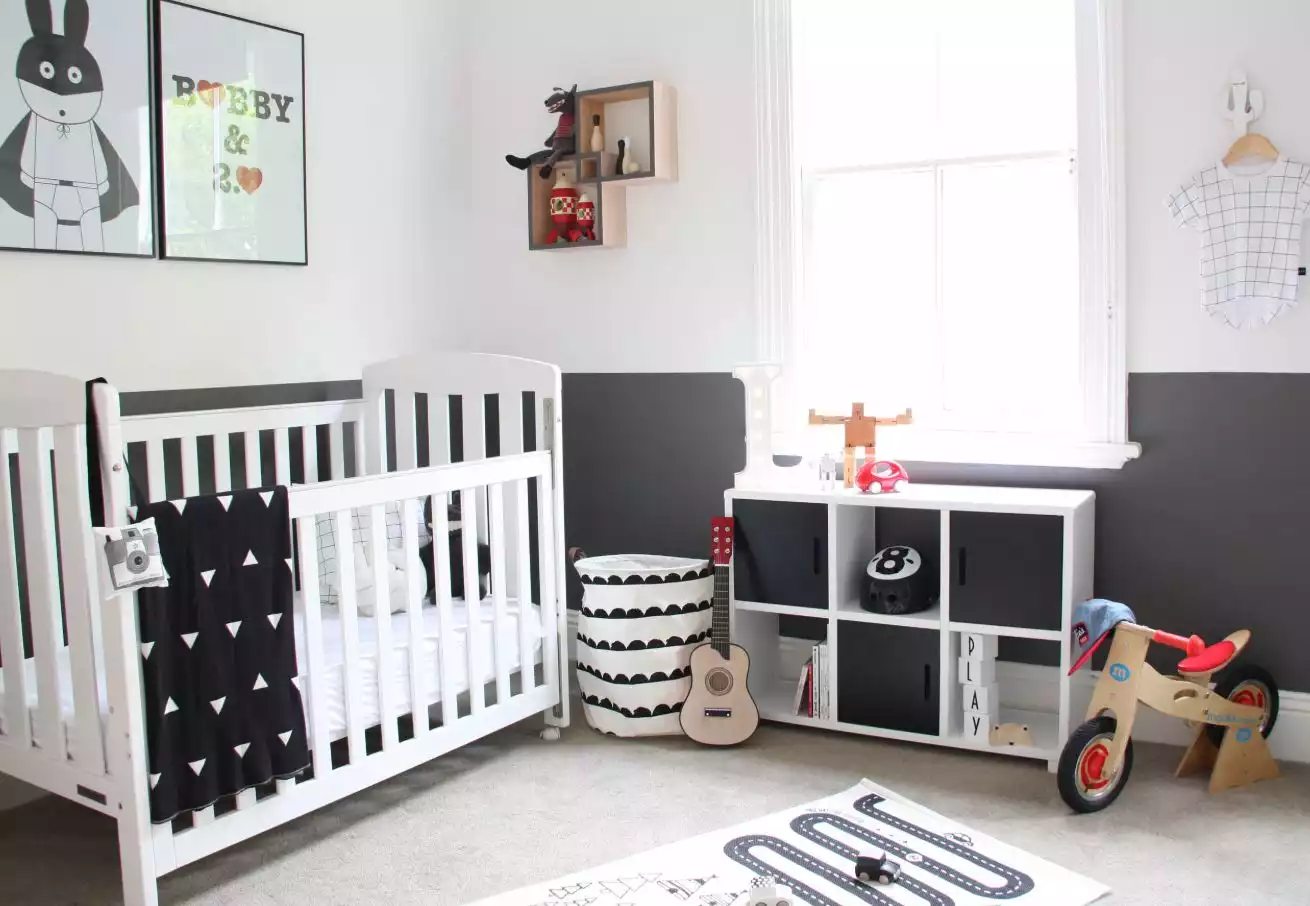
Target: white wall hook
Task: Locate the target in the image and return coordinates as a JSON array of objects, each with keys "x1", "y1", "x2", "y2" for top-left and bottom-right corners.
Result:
[{"x1": 1221, "y1": 68, "x2": 1264, "y2": 137}]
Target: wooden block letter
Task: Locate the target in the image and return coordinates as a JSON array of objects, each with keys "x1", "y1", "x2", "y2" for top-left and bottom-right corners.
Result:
[
  {"x1": 964, "y1": 712, "x2": 990, "y2": 741},
  {"x1": 957, "y1": 656, "x2": 996, "y2": 685},
  {"x1": 963, "y1": 682, "x2": 998, "y2": 714},
  {"x1": 964, "y1": 633, "x2": 999, "y2": 660}
]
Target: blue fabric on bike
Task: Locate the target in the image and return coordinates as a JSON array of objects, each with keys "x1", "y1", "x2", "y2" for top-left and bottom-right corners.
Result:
[{"x1": 1069, "y1": 598, "x2": 1136, "y2": 674}]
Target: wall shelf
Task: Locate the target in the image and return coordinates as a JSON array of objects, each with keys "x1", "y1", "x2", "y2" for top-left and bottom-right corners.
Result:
[
  {"x1": 727, "y1": 483, "x2": 1095, "y2": 771},
  {"x1": 526, "y1": 80, "x2": 677, "y2": 251}
]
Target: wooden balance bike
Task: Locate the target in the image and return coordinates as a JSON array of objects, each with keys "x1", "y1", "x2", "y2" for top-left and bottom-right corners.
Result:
[{"x1": 1058, "y1": 616, "x2": 1279, "y2": 812}]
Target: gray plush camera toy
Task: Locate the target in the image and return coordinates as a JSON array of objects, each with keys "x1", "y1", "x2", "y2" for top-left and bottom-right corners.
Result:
[{"x1": 96, "y1": 518, "x2": 168, "y2": 596}]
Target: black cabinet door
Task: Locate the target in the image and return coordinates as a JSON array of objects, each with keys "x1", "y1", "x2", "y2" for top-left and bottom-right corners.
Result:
[
  {"x1": 837, "y1": 623, "x2": 939, "y2": 735},
  {"x1": 732, "y1": 500, "x2": 827, "y2": 610},
  {"x1": 950, "y1": 512, "x2": 1064, "y2": 631}
]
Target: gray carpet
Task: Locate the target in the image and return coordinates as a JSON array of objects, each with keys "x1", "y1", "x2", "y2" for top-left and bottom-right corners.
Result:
[{"x1": 1, "y1": 708, "x2": 1307, "y2": 905}]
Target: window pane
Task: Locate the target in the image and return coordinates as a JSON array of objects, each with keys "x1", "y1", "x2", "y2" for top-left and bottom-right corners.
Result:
[
  {"x1": 937, "y1": 0, "x2": 1077, "y2": 158},
  {"x1": 939, "y1": 158, "x2": 1079, "y2": 430},
  {"x1": 793, "y1": 2, "x2": 936, "y2": 169},
  {"x1": 799, "y1": 169, "x2": 936, "y2": 414}
]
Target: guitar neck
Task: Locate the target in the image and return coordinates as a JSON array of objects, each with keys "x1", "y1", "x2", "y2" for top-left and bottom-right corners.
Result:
[{"x1": 711, "y1": 563, "x2": 731, "y2": 656}]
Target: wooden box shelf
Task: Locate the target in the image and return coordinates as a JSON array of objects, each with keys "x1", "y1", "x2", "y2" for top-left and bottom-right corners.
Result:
[
  {"x1": 526, "y1": 80, "x2": 676, "y2": 251},
  {"x1": 727, "y1": 483, "x2": 1095, "y2": 771}
]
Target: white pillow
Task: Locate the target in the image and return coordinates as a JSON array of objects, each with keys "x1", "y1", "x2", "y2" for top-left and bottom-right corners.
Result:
[{"x1": 315, "y1": 503, "x2": 430, "y2": 605}]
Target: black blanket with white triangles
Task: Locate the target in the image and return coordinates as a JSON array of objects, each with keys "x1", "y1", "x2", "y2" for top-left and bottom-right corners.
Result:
[{"x1": 136, "y1": 487, "x2": 310, "y2": 823}]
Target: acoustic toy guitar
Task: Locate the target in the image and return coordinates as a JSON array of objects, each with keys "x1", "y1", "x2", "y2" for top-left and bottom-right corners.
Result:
[{"x1": 680, "y1": 517, "x2": 760, "y2": 746}]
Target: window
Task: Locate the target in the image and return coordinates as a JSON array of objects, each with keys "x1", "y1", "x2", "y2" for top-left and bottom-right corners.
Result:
[{"x1": 755, "y1": 0, "x2": 1138, "y2": 468}]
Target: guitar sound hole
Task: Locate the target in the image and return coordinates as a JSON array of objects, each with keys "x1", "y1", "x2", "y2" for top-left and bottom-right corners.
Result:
[{"x1": 706, "y1": 667, "x2": 734, "y2": 696}]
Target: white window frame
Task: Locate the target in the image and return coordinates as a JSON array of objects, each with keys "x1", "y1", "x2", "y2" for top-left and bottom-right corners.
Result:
[{"x1": 752, "y1": 0, "x2": 1140, "y2": 470}]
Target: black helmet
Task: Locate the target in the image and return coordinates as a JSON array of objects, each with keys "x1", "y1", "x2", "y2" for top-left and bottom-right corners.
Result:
[{"x1": 864, "y1": 545, "x2": 935, "y2": 615}]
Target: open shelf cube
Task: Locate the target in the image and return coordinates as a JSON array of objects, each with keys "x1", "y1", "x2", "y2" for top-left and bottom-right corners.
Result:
[{"x1": 735, "y1": 609, "x2": 830, "y2": 728}]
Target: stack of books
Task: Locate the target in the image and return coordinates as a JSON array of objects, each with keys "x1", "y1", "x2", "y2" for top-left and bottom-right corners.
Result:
[{"x1": 792, "y1": 640, "x2": 830, "y2": 719}]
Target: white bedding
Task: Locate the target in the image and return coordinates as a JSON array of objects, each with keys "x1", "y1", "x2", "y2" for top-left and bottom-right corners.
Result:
[{"x1": 0, "y1": 599, "x2": 544, "y2": 758}]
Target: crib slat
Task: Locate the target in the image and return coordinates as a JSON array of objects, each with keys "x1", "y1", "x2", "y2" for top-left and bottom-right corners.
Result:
[
  {"x1": 146, "y1": 438, "x2": 165, "y2": 502},
  {"x1": 0, "y1": 432, "x2": 31, "y2": 748},
  {"x1": 515, "y1": 477, "x2": 536, "y2": 693},
  {"x1": 192, "y1": 806, "x2": 214, "y2": 827},
  {"x1": 431, "y1": 501, "x2": 457, "y2": 724},
  {"x1": 213, "y1": 434, "x2": 232, "y2": 493},
  {"x1": 396, "y1": 394, "x2": 417, "y2": 472},
  {"x1": 427, "y1": 395, "x2": 450, "y2": 467},
  {"x1": 354, "y1": 421, "x2": 366, "y2": 478},
  {"x1": 234, "y1": 788, "x2": 256, "y2": 810},
  {"x1": 244, "y1": 431, "x2": 261, "y2": 489},
  {"x1": 18, "y1": 429, "x2": 65, "y2": 758},
  {"x1": 295, "y1": 516, "x2": 332, "y2": 776},
  {"x1": 275, "y1": 778, "x2": 295, "y2": 795},
  {"x1": 366, "y1": 503, "x2": 399, "y2": 749},
  {"x1": 53, "y1": 426, "x2": 107, "y2": 774},
  {"x1": 487, "y1": 483, "x2": 510, "y2": 704},
  {"x1": 461, "y1": 495, "x2": 484, "y2": 714},
  {"x1": 499, "y1": 393, "x2": 525, "y2": 608},
  {"x1": 402, "y1": 498, "x2": 427, "y2": 736},
  {"x1": 180, "y1": 435, "x2": 200, "y2": 498},
  {"x1": 274, "y1": 427, "x2": 291, "y2": 486},
  {"x1": 536, "y1": 469, "x2": 560, "y2": 712},
  {"x1": 329, "y1": 422, "x2": 346, "y2": 481},
  {"x1": 334, "y1": 509, "x2": 366, "y2": 765},
  {"x1": 462, "y1": 396, "x2": 488, "y2": 544}
]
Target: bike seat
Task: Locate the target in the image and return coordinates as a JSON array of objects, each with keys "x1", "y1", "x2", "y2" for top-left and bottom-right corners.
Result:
[{"x1": 1177, "y1": 640, "x2": 1237, "y2": 676}]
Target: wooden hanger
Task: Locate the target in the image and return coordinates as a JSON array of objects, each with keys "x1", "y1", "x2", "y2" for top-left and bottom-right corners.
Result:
[{"x1": 1223, "y1": 132, "x2": 1279, "y2": 167}]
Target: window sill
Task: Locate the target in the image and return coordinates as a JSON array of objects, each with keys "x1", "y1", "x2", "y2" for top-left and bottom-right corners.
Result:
[{"x1": 774, "y1": 430, "x2": 1142, "y2": 471}]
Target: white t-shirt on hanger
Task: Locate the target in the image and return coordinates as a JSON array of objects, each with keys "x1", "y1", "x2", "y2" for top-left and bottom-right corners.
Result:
[{"x1": 1167, "y1": 157, "x2": 1310, "y2": 329}]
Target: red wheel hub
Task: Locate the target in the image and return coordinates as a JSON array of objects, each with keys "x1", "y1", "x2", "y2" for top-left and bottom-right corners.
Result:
[
  {"x1": 1232, "y1": 686, "x2": 1265, "y2": 710},
  {"x1": 1079, "y1": 742, "x2": 1111, "y2": 790}
]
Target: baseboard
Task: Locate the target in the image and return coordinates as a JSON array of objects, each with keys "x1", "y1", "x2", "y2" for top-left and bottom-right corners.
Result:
[{"x1": 768, "y1": 635, "x2": 1310, "y2": 764}]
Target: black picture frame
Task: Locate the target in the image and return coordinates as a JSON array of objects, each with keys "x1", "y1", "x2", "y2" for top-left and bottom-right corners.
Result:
[
  {"x1": 0, "y1": 0, "x2": 158, "y2": 259},
  {"x1": 154, "y1": 0, "x2": 307, "y2": 266}
]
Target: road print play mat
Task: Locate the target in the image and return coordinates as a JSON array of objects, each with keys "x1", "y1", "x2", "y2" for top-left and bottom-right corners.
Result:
[{"x1": 467, "y1": 780, "x2": 1109, "y2": 906}]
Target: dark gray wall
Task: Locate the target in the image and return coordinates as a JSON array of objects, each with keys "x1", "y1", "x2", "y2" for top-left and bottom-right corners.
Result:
[
  {"x1": 560, "y1": 372, "x2": 1310, "y2": 689},
  {"x1": 117, "y1": 371, "x2": 1310, "y2": 688}
]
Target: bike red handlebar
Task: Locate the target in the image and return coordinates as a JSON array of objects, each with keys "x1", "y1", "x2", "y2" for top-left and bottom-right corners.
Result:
[{"x1": 1152, "y1": 629, "x2": 1205, "y2": 657}]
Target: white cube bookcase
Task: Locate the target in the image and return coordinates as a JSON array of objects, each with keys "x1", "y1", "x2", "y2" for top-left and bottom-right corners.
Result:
[{"x1": 726, "y1": 483, "x2": 1094, "y2": 771}]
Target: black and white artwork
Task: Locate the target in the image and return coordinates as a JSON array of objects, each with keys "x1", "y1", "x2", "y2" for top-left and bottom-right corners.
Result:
[
  {"x1": 0, "y1": 0, "x2": 153, "y2": 257},
  {"x1": 156, "y1": 1, "x2": 307, "y2": 264}
]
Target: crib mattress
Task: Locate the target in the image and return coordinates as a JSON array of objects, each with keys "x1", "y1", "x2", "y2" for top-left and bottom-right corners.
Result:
[{"x1": 0, "y1": 599, "x2": 544, "y2": 759}]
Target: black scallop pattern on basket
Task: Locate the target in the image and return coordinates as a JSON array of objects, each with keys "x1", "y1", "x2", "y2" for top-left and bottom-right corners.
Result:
[
  {"x1": 577, "y1": 566, "x2": 712, "y2": 586},
  {"x1": 575, "y1": 631, "x2": 709, "y2": 651},
  {"x1": 576, "y1": 662, "x2": 692, "y2": 685},
  {"x1": 582, "y1": 695, "x2": 686, "y2": 718},
  {"x1": 580, "y1": 599, "x2": 712, "y2": 619}
]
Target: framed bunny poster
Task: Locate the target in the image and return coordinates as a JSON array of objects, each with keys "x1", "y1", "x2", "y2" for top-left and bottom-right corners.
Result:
[
  {"x1": 155, "y1": 1, "x2": 307, "y2": 265},
  {"x1": 0, "y1": 0, "x2": 155, "y2": 258}
]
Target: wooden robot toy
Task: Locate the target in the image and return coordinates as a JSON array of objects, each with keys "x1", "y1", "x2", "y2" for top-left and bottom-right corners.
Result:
[{"x1": 808, "y1": 404, "x2": 913, "y2": 489}]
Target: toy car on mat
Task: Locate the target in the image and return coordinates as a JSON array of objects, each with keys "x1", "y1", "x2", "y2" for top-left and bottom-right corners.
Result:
[
  {"x1": 856, "y1": 460, "x2": 909, "y2": 494},
  {"x1": 854, "y1": 853, "x2": 901, "y2": 884}
]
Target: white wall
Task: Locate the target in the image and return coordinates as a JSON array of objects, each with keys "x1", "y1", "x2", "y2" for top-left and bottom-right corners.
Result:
[
  {"x1": 455, "y1": 0, "x2": 756, "y2": 374},
  {"x1": 1127, "y1": 0, "x2": 1310, "y2": 373},
  {"x1": 0, "y1": 0, "x2": 468, "y2": 392}
]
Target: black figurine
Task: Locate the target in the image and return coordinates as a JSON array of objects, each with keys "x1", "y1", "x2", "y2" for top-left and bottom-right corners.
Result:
[
  {"x1": 615, "y1": 138, "x2": 627, "y2": 177},
  {"x1": 505, "y1": 84, "x2": 577, "y2": 179}
]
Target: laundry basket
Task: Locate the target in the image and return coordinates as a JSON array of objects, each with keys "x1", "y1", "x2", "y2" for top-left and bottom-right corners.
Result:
[{"x1": 572, "y1": 552, "x2": 713, "y2": 737}]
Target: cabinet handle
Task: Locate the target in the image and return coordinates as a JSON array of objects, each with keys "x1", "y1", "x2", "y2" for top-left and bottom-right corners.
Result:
[
  {"x1": 813, "y1": 537, "x2": 822, "y2": 575},
  {"x1": 957, "y1": 547, "x2": 967, "y2": 586},
  {"x1": 924, "y1": 664, "x2": 932, "y2": 701}
]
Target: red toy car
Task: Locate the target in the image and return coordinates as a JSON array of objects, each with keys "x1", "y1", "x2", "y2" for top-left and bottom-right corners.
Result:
[{"x1": 856, "y1": 460, "x2": 909, "y2": 494}]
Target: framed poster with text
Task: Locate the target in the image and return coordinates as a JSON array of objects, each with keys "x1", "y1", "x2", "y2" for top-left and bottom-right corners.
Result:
[
  {"x1": 0, "y1": 0, "x2": 154, "y2": 258},
  {"x1": 156, "y1": 1, "x2": 306, "y2": 264}
]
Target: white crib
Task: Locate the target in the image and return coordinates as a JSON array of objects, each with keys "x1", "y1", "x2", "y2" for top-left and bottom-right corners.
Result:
[{"x1": 0, "y1": 353, "x2": 569, "y2": 906}]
